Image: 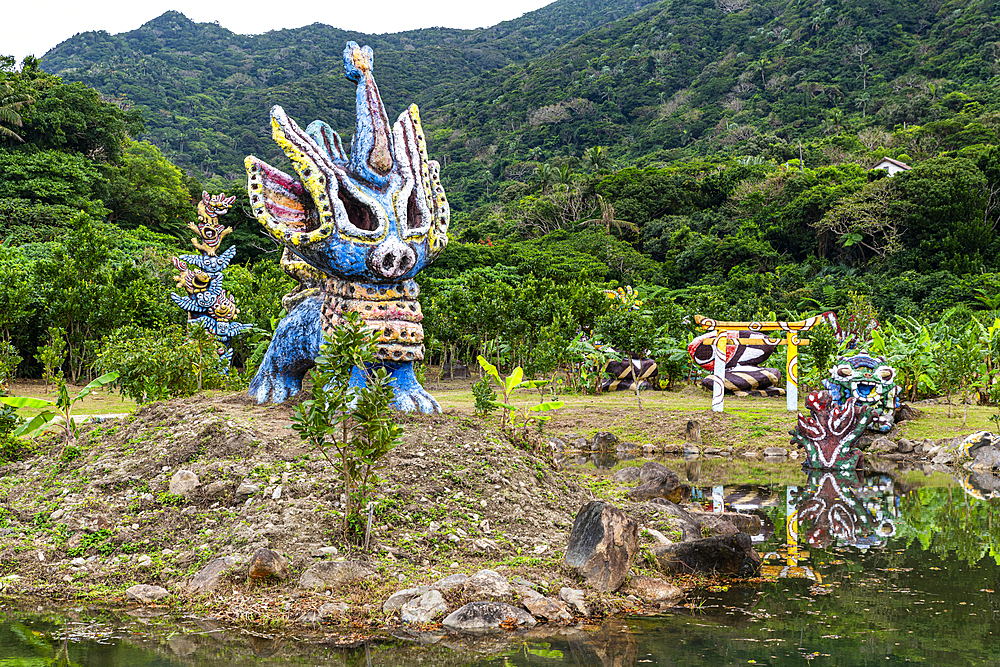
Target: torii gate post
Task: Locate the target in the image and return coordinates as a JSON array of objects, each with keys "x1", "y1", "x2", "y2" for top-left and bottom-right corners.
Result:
[{"x1": 694, "y1": 315, "x2": 826, "y2": 412}]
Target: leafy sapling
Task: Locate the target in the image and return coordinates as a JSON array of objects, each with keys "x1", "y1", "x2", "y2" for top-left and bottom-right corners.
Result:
[{"x1": 291, "y1": 311, "x2": 402, "y2": 541}]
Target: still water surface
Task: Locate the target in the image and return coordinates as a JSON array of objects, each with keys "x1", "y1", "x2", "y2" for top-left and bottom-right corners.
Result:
[{"x1": 4, "y1": 467, "x2": 1000, "y2": 666}]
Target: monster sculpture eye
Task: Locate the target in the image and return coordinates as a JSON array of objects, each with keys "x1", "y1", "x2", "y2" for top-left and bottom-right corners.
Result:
[
  {"x1": 337, "y1": 187, "x2": 380, "y2": 234},
  {"x1": 836, "y1": 365, "x2": 853, "y2": 378},
  {"x1": 877, "y1": 366, "x2": 895, "y2": 382}
]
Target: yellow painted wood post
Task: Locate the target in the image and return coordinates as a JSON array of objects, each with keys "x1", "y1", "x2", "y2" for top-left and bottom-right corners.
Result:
[{"x1": 786, "y1": 331, "x2": 799, "y2": 412}]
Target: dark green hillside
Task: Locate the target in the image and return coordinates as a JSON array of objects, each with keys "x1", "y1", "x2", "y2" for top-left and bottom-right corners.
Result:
[{"x1": 40, "y1": 0, "x2": 661, "y2": 181}]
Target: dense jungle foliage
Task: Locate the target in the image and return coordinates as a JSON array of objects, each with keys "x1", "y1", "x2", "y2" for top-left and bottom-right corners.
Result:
[{"x1": 0, "y1": 0, "x2": 999, "y2": 406}]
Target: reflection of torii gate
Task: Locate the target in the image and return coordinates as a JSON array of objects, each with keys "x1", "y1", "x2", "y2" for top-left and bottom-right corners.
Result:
[
  {"x1": 694, "y1": 314, "x2": 831, "y2": 412},
  {"x1": 762, "y1": 486, "x2": 822, "y2": 583}
]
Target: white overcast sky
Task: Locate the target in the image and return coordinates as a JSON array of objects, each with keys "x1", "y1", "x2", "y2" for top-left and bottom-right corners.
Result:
[{"x1": 5, "y1": 0, "x2": 555, "y2": 65}]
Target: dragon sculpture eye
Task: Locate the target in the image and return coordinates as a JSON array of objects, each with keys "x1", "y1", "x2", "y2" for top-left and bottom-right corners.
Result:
[{"x1": 836, "y1": 365, "x2": 853, "y2": 378}]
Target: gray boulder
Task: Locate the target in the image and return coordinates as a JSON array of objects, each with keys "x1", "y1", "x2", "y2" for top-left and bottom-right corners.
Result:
[
  {"x1": 126, "y1": 584, "x2": 169, "y2": 604},
  {"x1": 463, "y1": 569, "x2": 513, "y2": 599},
  {"x1": 442, "y1": 601, "x2": 536, "y2": 633},
  {"x1": 401, "y1": 590, "x2": 449, "y2": 624},
  {"x1": 558, "y1": 587, "x2": 589, "y2": 616},
  {"x1": 383, "y1": 586, "x2": 432, "y2": 614},
  {"x1": 432, "y1": 573, "x2": 469, "y2": 591},
  {"x1": 298, "y1": 560, "x2": 375, "y2": 590},
  {"x1": 169, "y1": 470, "x2": 200, "y2": 497},
  {"x1": 522, "y1": 596, "x2": 572, "y2": 622},
  {"x1": 185, "y1": 556, "x2": 239, "y2": 595},
  {"x1": 564, "y1": 501, "x2": 638, "y2": 592}
]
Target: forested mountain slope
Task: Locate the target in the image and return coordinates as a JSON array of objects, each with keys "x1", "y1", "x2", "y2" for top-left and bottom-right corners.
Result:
[{"x1": 39, "y1": 0, "x2": 661, "y2": 181}]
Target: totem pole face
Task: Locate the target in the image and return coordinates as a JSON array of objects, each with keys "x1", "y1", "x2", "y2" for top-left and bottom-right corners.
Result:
[
  {"x1": 823, "y1": 352, "x2": 900, "y2": 432},
  {"x1": 245, "y1": 42, "x2": 448, "y2": 285},
  {"x1": 793, "y1": 390, "x2": 871, "y2": 471}
]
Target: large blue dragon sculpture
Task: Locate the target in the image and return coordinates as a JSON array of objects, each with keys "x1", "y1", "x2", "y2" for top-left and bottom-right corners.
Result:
[{"x1": 244, "y1": 42, "x2": 449, "y2": 412}]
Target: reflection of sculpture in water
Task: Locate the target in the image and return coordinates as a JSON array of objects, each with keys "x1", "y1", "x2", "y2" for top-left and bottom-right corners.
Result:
[
  {"x1": 794, "y1": 470, "x2": 896, "y2": 549},
  {"x1": 763, "y1": 472, "x2": 897, "y2": 581}
]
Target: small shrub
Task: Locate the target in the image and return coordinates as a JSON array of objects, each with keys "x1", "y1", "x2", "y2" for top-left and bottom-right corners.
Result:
[
  {"x1": 96, "y1": 324, "x2": 228, "y2": 403},
  {"x1": 472, "y1": 377, "x2": 498, "y2": 416},
  {"x1": 35, "y1": 326, "x2": 67, "y2": 390},
  {"x1": 157, "y1": 492, "x2": 185, "y2": 506}
]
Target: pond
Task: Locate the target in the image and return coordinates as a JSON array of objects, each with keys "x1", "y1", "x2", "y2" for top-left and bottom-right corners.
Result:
[{"x1": 4, "y1": 465, "x2": 1000, "y2": 666}]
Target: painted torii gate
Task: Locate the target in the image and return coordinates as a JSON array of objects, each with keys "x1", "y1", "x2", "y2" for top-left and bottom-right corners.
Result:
[{"x1": 694, "y1": 314, "x2": 831, "y2": 412}]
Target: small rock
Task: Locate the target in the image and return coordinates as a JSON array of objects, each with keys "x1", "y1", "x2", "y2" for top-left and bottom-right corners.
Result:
[
  {"x1": 298, "y1": 561, "x2": 375, "y2": 590},
  {"x1": 627, "y1": 575, "x2": 684, "y2": 602},
  {"x1": 432, "y1": 573, "x2": 469, "y2": 591},
  {"x1": 204, "y1": 481, "x2": 228, "y2": 497},
  {"x1": 70, "y1": 557, "x2": 86, "y2": 567},
  {"x1": 463, "y1": 569, "x2": 513, "y2": 598},
  {"x1": 641, "y1": 444, "x2": 658, "y2": 456},
  {"x1": 558, "y1": 587, "x2": 589, "y2": 617},
  {"x1": 932, "y1": 452, "x2": 954, "y2": 465},
  {"x1": 868, "y1": 437, "x2": 896, "y2": 454},
  {"x1": 235, "y1": 482, "x2": 259, "y2": 501},
  {"x1": 472, "y1": 538, "x2": 499, "y2": 553},
  {"x1": 186, "y1": 556, "x2": 240, "y2": 595},
  {"x1": 522, "y1": 596, "x2": 572, "y2": 622},
  {"x1": 592, "y1": 432, "x2": 619, "y2": 451},
  {"x1": 564, "y1": 501, "x2": 639, "y2": 592},
  {"x1": 442, "y1": 601, "x2": 536, "y2": 632},
  {"x1": 248, "y1": 548, "x2": 290, "y2": 580},
  {"x1": 897, "y1": 438, "x2": 914, "y2": 454},
  {"x1": 311, "y1": 546, "x2": 339, "y2": 557},
  {"x1": 271, "y1": 486, "x2": 282, "y2": 500},
  {"x1": 401, "y1": 589, "x2": 449, "y2": 624},
  {"x1": 169, "y1": 470, "x2": 200, "y2": 497},
  {"x1": 383, "y1": 586, "x2": 432, "y2": 614},
  {"x1": 126, "y1": 584, "x2": 169, "y2": 604},
  {"x1": 611, "y1": 467, "x2": 641, "y2": 484},
  {"x1": 137, "y1": 555, "x2": 153, "y2": 567},
  {"x1": 49, "y1": 509, "x2": 65, "y2": 521}
]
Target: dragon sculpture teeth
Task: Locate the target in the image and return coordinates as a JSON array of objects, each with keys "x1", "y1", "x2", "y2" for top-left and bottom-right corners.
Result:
[
  {"x1": 823, "y1": 352, "x2": 901, "y2": 433},
  {"x1": 244, "y1": 41, "x2": 449, "y2": 413}
]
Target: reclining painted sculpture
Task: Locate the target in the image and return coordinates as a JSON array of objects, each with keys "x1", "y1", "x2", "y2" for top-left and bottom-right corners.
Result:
[{"x1": 244, "y1": 42, "x2": 449, "y2": 412}]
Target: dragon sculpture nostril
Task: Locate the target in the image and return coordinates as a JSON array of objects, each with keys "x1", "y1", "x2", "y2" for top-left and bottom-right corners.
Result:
[{"x1": 244, "y1": 42, "x2": 448, "y2": 413}]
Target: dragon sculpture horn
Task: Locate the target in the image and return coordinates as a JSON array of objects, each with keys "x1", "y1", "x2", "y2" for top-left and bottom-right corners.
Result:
[{"x1": 343, "y1": 41, "x2": 393, "y2": 185}]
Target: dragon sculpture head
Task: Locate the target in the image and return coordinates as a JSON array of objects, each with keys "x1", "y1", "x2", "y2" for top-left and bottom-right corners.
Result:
[
  {"x1": 823, "y1": 351, "x2": 901, "y2": 433},
  {"x1": 244, "y1": 41, "x2": 448, "y2": 285}
]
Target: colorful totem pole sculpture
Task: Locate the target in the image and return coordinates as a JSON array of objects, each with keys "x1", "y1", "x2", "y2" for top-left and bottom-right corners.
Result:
[
  {"x1": 171, "y1": 192, "x2": 252, "y2": 365},
  {"x1": 792, "y1": 389, "x2": 871, "y2": 471},
  {"x1": 244, "y1": 42, "x2": 448, "y2": 412},
  {"x1": 823, "y1": 352, "x2": 901, "y2": 433}
]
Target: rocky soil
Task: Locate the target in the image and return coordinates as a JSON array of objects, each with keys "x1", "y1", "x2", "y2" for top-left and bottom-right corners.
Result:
[{"x1": 0, "y1": 391, "x2": 767, "y2": 635}]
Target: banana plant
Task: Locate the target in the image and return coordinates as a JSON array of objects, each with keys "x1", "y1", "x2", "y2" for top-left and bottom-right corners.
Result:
[
  {"x1": 0, "y1": 372, "x2": 118, "y2": 453},
  {"x1": 477, "y1": 355, "x2": 563, "y2": 431}
]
